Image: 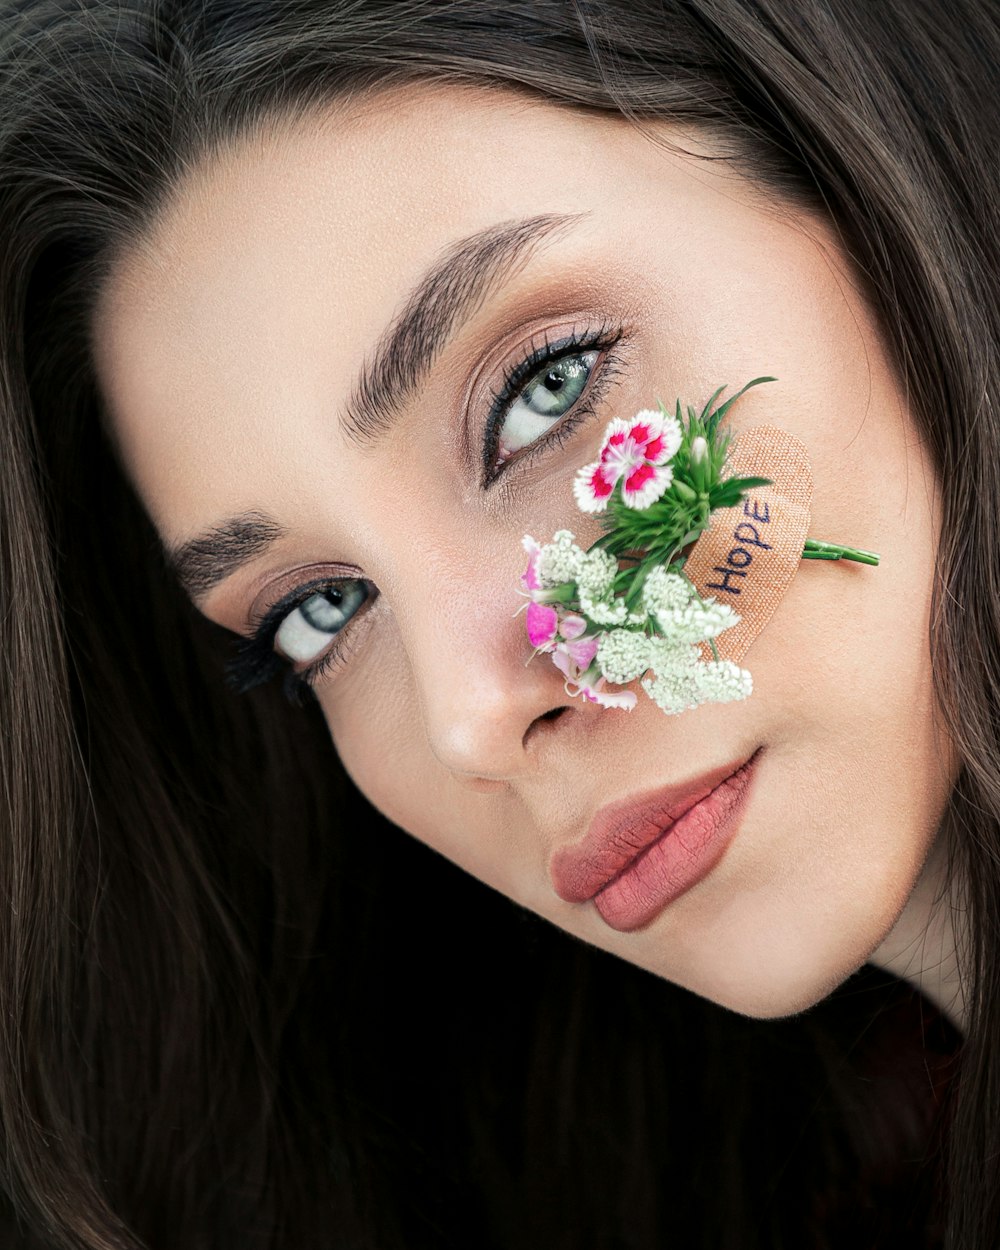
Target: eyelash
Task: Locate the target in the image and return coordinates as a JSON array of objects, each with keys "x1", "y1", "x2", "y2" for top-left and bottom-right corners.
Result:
[
  {"x1": 225, "y1": 575, "x2": 376, "y2": 706},
  {"x1": 480, "y1": 318, "x2": 627, "y2": 486},
  {"x1": 228, "y1": 317, "x2": 629, "y2": 702}
]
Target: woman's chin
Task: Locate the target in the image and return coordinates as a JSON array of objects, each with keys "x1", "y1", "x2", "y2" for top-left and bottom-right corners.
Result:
[
  {"x1": 640, "y1": 936, "x2": 876, "y2": 1021},
  {"x1": 699, "y1": 967, "x2": 864, "y2": 1021}
]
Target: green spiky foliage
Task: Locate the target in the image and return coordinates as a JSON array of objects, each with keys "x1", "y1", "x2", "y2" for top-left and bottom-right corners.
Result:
[{"x1": 590, "y1": 376, "x2": 777, "y2": 610}]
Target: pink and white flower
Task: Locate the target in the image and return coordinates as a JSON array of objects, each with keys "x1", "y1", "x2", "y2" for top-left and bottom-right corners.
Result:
[
  {"x1": 563, "y1": 666, "x2": 639, "y2": 711},
  {"x1": 521, "y1": 535, "x2": 543, "y2": 593},
  {"x1": 549, "y1": 631, "x2": 600, "y2": 677},
  {"x1": 573, "y1": 409, "x2": 683, "y2": 513},
  {"x1": 525, "y1": 601, "x2": 559, "y2": 649},
  {"x1": 518, "y1": 535, "x2": 638, "y2": 710},
  {"x1": 526, "y1": 609, "x2": 627, "y2": 704},
  {"x1": 525, "y1": 605, "x2": 593, "y2": 658},
  {"x1": 551, "y1": 641, "x2": 638, "y2": 711}
]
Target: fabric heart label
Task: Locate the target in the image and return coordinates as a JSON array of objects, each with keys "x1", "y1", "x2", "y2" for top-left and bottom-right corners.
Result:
[{"x1": 682, "y1": 424, "x2": 813, "y2": 664}]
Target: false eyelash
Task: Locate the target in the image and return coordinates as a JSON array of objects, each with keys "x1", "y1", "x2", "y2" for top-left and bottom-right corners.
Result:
[
  {"x1": 224, "y1": 576, "x2": 376, "y2": 705},
  {"x1": 480, "y1": 317, "x2": 628, "y2": 487}
]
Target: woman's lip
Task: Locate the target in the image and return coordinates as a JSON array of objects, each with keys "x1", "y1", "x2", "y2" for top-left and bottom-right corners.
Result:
[
  {"x1": 549, "y1": 746, "x2": 763, "y2": 909},
  {"x1": 592, "y1": 750, "x2": 760, "y2": 931}
]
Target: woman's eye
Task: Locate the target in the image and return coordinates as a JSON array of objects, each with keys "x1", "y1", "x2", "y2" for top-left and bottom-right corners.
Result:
[
  {"x1": 274, "y1": 580, "x2": 370, "y2": 664},
  {"x1": 496, "y1": 349, "x2": 599, "y2": 462}
]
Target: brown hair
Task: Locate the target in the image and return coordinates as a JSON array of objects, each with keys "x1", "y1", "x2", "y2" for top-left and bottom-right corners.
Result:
[{"x1": 0, "y1": 1, "x2": 996, "y2": 1246}]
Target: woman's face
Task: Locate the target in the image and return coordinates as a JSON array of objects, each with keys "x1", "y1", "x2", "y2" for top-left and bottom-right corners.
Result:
[{"x1": 91, "y1": 83, "x2": 960, "y2": 1018}]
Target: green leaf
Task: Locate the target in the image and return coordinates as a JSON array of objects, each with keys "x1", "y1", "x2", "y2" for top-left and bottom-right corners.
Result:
[
  {"x1": 727, "y1": 475, "x2": 773, "y2": 490},
  {"x1": 706, "y1": 375, "x2": 777, "y2": 437},
  {"x1": 699, "y1": 384, "x2": 727, "y2": 427}
]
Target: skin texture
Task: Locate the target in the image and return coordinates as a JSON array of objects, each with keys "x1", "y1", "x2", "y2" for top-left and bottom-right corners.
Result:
[{"x1": 90, "y1": 82, "x2": 963, "y2": 1022}]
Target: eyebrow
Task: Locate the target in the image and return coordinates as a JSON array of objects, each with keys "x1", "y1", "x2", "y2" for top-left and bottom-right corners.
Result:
[
  {"x1": 167, "y1": 210, "x2": 588, "y2": 601},
  {"x1": 343, "y1": 209, "x2": 587, "y2": 445},
  {"x1": 168, "y1": 511, "x2": 285, "y2": 601}
]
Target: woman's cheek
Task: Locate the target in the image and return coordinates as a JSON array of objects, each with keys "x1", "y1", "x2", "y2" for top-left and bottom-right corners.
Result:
[{"x1": 318, "y1": 642, "x2": 422, "y2": 808}]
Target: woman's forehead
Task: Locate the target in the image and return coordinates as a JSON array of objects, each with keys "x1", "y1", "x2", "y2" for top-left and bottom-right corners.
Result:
[
  {"x1": 105, "y1": 82, "x2": 668, "y2": 296},
  {"x1": 95, "y1": 80, "x2": 736, "y2": 340}
]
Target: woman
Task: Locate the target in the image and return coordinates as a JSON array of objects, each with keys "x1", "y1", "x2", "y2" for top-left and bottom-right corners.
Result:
[{"x1": 0, "y1": 0, "x2": 994, "y2": 1246}]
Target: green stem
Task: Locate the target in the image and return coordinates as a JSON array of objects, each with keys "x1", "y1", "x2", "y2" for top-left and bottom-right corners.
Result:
[{"x1": 802, "y1": 537, "x2": 880, "y2": 565}]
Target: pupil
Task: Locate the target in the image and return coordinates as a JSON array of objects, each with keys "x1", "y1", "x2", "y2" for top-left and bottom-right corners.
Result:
[
  {"x1": 325, "y1": 588, "x2": 342, "y2": 605},
  {"x1": 544, "y1": 369, "x2": 565, "y2": 392}
]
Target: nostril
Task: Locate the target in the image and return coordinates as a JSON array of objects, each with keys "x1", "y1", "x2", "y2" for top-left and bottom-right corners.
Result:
[
  {"x1": 523, "y1": 705, "x2": 569, "y2": 749},
  {"x1": 538, "y1": 706, "x2": 566, "y2": 723}
]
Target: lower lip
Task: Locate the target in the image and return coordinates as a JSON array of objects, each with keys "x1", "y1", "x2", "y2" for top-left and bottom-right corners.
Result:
[{"x1": 593, "y1": 749, "x2": 761, "y2": 932}]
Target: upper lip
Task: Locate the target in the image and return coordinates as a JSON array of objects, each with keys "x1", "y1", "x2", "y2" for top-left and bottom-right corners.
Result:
[{"x1": 549, "y1": 747, "x2": 760, "y2": 904}]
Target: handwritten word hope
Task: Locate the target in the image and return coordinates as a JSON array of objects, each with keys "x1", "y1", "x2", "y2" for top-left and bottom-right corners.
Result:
[{"x1": 705, "y1": 498, "x2": 772, "y2": 596}]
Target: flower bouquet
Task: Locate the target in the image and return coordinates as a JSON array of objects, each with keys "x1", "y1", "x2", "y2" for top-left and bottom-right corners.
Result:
[{"x1": 519, "y1": 376, "x2": 879, "y2": 713}]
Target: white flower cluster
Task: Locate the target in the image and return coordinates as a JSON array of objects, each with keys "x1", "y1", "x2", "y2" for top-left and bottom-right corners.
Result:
[
  {"x1": 536, "y1": 530, "x2": 585, "y2": 586},
  {"x1": 603, "y1": 575, "x2": 751, "y2": 715},
  {"x1": 641, "y1": 565, "x2": 742, "y2": 645},
  {"x1": 596, "y1": 629, "x2": 651, "y2": 684},
  {"x1": 641, "y1": 642, "x2": 753, "y2": 715},
  {"x1": 576, "y1": 547, "x2": 646, "y2": 628},
  {"x1": 527, "y1": 531, "x2": 751, "y2": 716}
]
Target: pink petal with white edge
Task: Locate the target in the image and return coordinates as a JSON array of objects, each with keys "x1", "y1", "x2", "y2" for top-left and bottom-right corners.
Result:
[
  {"x1": 559, "y1": 614, "x2": 588, "y2": 640},
  {"x1": 629, "y1": 409, "x2": 682, "y2": 463},
  {"x1": 584, "y1": 684, "x2": 638, "y2": 711},
  {"x1": 564, "y1": 673, "x2": 638, "y2": 710},
  {"x1": 597, "y1": 418, "x2": 636, "y2": 463},
  {"x1": 520, "y1": 535, "x2": 542, "y2": 591},
  {"x1": 621, "y1": 461, "x2": 673, "y2": 510},
  {"x1": 551, "y1": 648, "x2": 579, "y2": 681},
  {"x1": 563, "y1": 636, "x2": 600, "y2": 669},
  {"x1": 600, "y1": 435, "x2": 642, "y2": 479},
  {"x1": 526, "y1": 601, "x2": 558, "y2": 648},
  {"x1": 573, "y1": 462, "x2": 615, "y2": 513}
]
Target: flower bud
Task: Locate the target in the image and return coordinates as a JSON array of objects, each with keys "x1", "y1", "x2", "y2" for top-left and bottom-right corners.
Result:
[
  {"x1": 690, "y1": 436, "x2": 708, "y2": 464},
  {"x1": 672, "y1": 479, "x2": 698, "y2": 504}
]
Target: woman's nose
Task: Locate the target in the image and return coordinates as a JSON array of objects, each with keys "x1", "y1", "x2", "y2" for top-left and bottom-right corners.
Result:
[{"x1": 397, "y1": 560, "x2": 579, "y2": 782}]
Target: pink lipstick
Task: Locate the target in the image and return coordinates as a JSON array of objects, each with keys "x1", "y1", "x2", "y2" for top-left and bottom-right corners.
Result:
[{"x1": 550, "y1": 747, "x2": 761, "y2": 931}]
